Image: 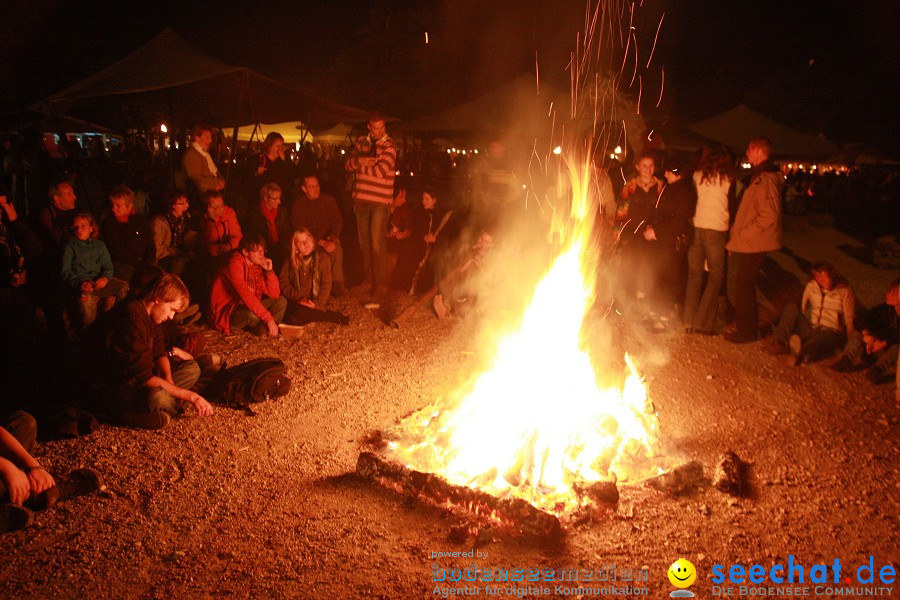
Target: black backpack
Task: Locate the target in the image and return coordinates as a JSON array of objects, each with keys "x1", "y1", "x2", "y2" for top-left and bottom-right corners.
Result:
[{"x1": 211, "y1": 358, "x2": 291, "y2": 412}]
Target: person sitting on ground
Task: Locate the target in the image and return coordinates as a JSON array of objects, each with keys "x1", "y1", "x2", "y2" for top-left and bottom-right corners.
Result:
[
  {"x1": 61, "y1": 213, "x2": 129, "y2": 329},
  {"x1": 433, "y1": 230, "x2": 494, "y2": 320},
  {"x1": 290, "y1": 174, "x2": 346, "y2": 296},
  {"x1": 101, "y1": 185, "x2": 156, "y2": 284},
  {"x1": 152, "y1": 188, "x2": 197, "y2": 277},
  {"x1": 182, "y1": 124, "x2": 225, "y2": 196},
  {"x1": 1, "y1": 410, "x2": 103, "y2": 532},
  {"x1": 80, "y1": 272, "x2": 213, "y2": 430},
  {"x1": 33, "y1": 182, "x2": 79, "y2": 341},
  {"x1": 762, "y1": 261, "x2": 856, "y2": 366},
  {"x1": 396, "y1": 189, "x2": 450, "y2": 294},
  {"x1": 279, "y1": 228, "x2": 349, "y2": 326},
  {"x1": 245, "y1": 182, "x2": 290, "y2": 271},
  {"x1": 831, "y1": 278, "x2": 900, "y2": 381},
  {"x1": 208, "y1": 234, "x2": 286, "y2": 337},
  {"x1": 198, "y1": 189, "x2": 242, "y2": 258}
]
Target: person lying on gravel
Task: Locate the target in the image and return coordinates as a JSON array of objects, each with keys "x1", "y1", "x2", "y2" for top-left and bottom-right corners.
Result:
[
  {"x1": 79, "y1": 272, "x2": 214, "y2": 430},
  {"x1": 1, "y1": 411, "x2": 103, "y2": 532},
  {"x1": 208, "y1": 234, "x2": 287, "y2": 337}
]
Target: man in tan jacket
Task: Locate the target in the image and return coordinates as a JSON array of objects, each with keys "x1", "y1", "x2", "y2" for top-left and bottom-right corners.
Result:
[{"x1": 725, "y1": 138, "x2": 784, "y2": 343}]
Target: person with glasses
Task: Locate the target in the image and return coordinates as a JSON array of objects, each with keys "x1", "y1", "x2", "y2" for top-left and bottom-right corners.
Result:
[
  {"x1": 246, "y1": 182, "x2": 290, "y2": 271},
  {"x1": 152, "y1": 189, "x2": 197, "y2": 277}
]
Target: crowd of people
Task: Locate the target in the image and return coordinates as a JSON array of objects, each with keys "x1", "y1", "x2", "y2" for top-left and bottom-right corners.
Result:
[
  {"x1": 1, "y1": 117, "x2": 896, "y2": 532},
  {"x1": 606, "y1": 138, "x2": 899, "y2": 386}
]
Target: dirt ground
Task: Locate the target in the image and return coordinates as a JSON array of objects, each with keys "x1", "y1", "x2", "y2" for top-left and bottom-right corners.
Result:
[{"x1": 0, "y1": 216, "x2": 897, "y2": 599}]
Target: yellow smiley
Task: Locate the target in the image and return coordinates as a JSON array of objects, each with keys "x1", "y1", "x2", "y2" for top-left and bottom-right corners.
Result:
[{"x1": 668, "y1": 558, "x2": 697, "y2": 588}]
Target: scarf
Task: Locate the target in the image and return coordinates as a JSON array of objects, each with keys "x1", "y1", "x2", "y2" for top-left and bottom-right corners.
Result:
[
  {"x1": 192, "y1": 142, "x2": 219, "y2": 176},
  {"x1": 259, "y1": 198, "x2": 279, "y2": 244},
  {"x1": 165, "y1": 212, "x2": 187, "y2": 249}
]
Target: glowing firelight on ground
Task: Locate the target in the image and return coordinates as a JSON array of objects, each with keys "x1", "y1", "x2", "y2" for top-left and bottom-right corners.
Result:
[{"x1": 386, "y1": 151, "x2": 662, "y2": 517}]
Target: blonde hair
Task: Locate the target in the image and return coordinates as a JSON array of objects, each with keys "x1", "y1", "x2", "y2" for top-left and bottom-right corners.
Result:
[
  {"x1": 139, "y1": 272, "x2": 190, "y2": 310},
  {"x1": 109, "y1": 185, "x2": 135, "y2": 206}
]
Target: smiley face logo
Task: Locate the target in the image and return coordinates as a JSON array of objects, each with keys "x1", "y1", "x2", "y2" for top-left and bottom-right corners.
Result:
[{"x1": 668, "y1": 558, "x2": 697, "y2": 588}]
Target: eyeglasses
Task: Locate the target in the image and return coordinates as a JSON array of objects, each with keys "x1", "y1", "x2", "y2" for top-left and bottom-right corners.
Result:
[
  {"x1": 174, "y1": 200, "x2": 189, "y2": 206},
  {"x1": 267, "y1": 195, "x2": 281, "y2": 202}
]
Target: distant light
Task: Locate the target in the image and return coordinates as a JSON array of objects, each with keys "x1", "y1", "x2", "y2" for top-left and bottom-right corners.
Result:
[
  {"x1": 610, "y1": 153, "x2": 617, "y2": 159},
  {"x1": 340, "y1": 149, "x2": 345, "y2": 155},
  {"x1": 295, "y1": 142, "x2": 300, "y2": 151},
  {"x1": 741, "y1": 162, "x2": 751, "y2": 169},
  {"x1": 160, "y1": 124, "x2": 168, "y2": 134},
  {"x1": 522, "y1": 184, "x2": 527, "y2": 189},
  {"x1": 614, "y1": 145, "x2": 622, "y2": 154},
  {"x1": 451, "y1": 147, "x2": 457, "y2": 153},
  {"x1": 461, "y1": 150, "x2": 466, "y2": 155},
  {"x1": 812, "y1": 164, "x2": 818, "y2": 170},
  {"x1": 552, "y1": 146, "x2": 562, "y2": 155},
  {"x1": 473, "y1": 149, "x2": 478, "y2": 154},
  {"x1": 174, "y1": 142, "x2": 179, "y2": 150},
  {"x1": 446, "y1": 149, "x2": 452, "y2": 154},
  {"x1": 395, "y1": 170, "x2": 400, "y2": 176},
  {"x1": 410, "y1": 172, "x2": 414, "y2": 177},
  {"x1": 425, "y1": 31, "x2": 429, "y2": 44}
]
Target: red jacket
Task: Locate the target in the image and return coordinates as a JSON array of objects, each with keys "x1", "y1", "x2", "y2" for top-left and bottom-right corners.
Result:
[
  {"x1": 200, "y1": 206, "x2": 242, "y2": 256},
  {"x1": 208, "y1": 251, "x2": 281, "y2": 334}
]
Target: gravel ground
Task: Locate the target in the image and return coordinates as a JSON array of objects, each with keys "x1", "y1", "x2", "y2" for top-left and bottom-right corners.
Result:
[{"x1": 0, "y1": 217, "x2": 897, "y2": 599}]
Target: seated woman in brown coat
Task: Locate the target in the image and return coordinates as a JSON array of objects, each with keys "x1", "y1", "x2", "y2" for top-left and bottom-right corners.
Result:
[{"x1": 278, "y1": 229, "x2": 349, "y2": 326}]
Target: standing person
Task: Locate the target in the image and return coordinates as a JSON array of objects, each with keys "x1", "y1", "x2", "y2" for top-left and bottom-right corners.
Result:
[
  {"x1": 254, "y1": 132, "x2": 297, "y2": 209},
  {"x1": 643, "y1": 157, "x2": 697, "y2": 322},
  {"x1": 290, "y1": 174, "x2": 346, "y2": 296},
  {"x1": 182, "y1": 124, "x2": 225, "y2": 197},
  {"x1": 33, "y1": 182, "x2": 78, "y2": 340},
  {"x1": 344, "y1": 112, "x2": 397, "y2": 306},
  {"x1": 208, "y1": 234, "x2": 286, "y2": 337},
  {"x1": 725, "y1": 138, "x2": 784, "y2": 343},
  {"x1": 614, "y1": 152, "x2": 663, "y2": 315},
  {"x1": 683, "y1": 147, "x2": 736, "y2": 334}
]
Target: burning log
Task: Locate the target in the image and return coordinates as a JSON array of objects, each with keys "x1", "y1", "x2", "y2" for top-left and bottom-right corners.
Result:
[{"x1": 356, "y1": 451, "x2": 562, "y2": 539}]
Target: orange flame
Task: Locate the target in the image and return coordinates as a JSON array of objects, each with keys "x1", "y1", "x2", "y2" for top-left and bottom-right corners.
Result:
[{"x1": 386, "y1": 151, "x2": 662, "y2": 516}]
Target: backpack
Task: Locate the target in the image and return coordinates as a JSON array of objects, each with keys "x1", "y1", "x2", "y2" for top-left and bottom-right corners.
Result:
[{"x1": 211, "y1": 358, "x2": 291, "y2": 413}]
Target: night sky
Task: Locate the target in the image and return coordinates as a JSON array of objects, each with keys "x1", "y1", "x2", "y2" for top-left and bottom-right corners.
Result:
[{"x1": 2, "y1": 0, "x2": 897, "y2": 153}]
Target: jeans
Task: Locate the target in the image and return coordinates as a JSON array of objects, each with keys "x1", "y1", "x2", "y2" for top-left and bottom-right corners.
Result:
[
  {"x1": 95, "y1": 359, "x2": 201, "y2": 417},
  {"x1": 773, "y1": 303, "x2": 845, "y2": 362},
  {"x1": 230, "y1": 296, "x2": 288, "y2": 332},
  {"x1": 683, "y1": 228, "x2": 727, "y2": 332},
  {"x1": 728, "y1": 251, "x2": 767, "y2": 340},
  {"x1": 354, "y1": 202, "x2": 390, "y2": 287}
]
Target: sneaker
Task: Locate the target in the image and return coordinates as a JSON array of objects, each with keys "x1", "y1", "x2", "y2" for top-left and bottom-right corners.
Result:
[
  {"x1": 57, "y1": 468, "x2": 104, "y2": 500},
  {"x1": 788, "y1": 334, "x2": 802, "y2": 356},
  {"x1": 119, "y1": 410, "x2": 171, "y2": 430},
  {"x1": 0, "y1": 503, "x2": 33, "y2": 532},
  {"x1": 761, "y1": 338, "x2": 789, "y2": 355}
]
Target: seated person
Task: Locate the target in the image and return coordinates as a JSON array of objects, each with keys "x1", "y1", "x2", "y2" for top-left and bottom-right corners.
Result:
[
  {"x1": 763, "y1": 261, "x2": 856, "y2": 365},
  {"x1": 859, "y1": 323, "x2": 900, "y2": 385},
  {"x1": 80, "y1": 273, "x2": 213, "y2": 430},
  {"x1": 832, "y1": 278, "x2": 899, "y2": 376},
  {"x1": 61, "y1": 213, "x2": 129, "y2": 329},
  {"x1": 208, "y1": 234, "x2": 286, "y2": 337},
  {"x1": 33, "y1": 182, "x2": 79, "y2": 340},
  {"x1": 1, "y1": 411, "x2": 102, "y2": 532},
  {"x1": 290, "y1": 174, "x2": 345, "y2": 295},
  {"x1": 198, "y1": 189, "x2": 242, "y2": 258},
  {"x1": 101, "y1": 185, "x2": 156, "y2": 283},
  {"x1": 433, "y1": 230, "x2": 493, "y2": 319},
  {"x1": 279, "y1": 229, "x2": 349, "y2": 326},
  {"x1": 245, "y1": 182, "x2": 290, "y2": 271},
  {"x1": 152, "y1": 188, "x2": 197, "y2": 277}
]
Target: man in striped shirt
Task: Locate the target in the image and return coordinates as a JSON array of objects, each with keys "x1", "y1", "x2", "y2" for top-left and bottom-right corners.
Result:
[{"x1": 345, "y1": 113, "x2": 397, "y2": 304}]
